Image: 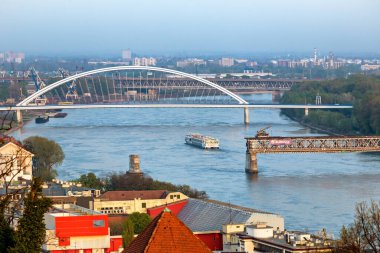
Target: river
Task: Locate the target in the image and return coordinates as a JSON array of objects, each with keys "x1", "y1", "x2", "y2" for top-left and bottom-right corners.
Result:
[{"x1": 11, "y1": 94, "x2": 380, "y2": 236}]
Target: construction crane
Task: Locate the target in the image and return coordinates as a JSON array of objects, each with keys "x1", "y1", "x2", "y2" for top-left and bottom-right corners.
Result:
[
  {"x1": 58, "y1": 68, "x2": 78, "y2": 99},
  {"x1": 27, "y1": 67, "x2": 47, "y2": 105},
  {"x1": 28, "y1": 67, "x2": 46, "y2": 91},
  {"x1": 255, "y1": 126, "x2": 272, "y2": 138}
]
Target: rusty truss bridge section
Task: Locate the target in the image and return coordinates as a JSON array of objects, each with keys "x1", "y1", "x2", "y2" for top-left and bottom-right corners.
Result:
[
  {"x1": 115, "y1": 78, "x2": 300, "y2": 92},
  {"x1": 245, "y1": 136, "x2": 380, "y2": 173}
]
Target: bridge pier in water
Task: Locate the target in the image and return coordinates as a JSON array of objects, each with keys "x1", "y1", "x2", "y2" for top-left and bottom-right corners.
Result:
[
  {"x1": 305, "y1": 108, "x2": 309, "y2": 116},
  {"x1": 245, "y1": 151, "x2": 258, "y2": 174},
  {"x1": 16, "y1": 109, "x2": 23, "y2": 124},
  {"x1": 272, "y1": 91, "x2": 282, "y2": 102},
  {"x1": 244, "y1": 106, "x2": 250, "y2": 125}
]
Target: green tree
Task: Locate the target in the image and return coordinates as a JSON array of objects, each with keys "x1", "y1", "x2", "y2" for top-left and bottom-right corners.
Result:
[
  {"x1": 8, "y1": 178, "x2": 52, "y2": 253},
  {"x1": 107, "y1": 173, "x2": 208, "y2": 199},
  {"x1": 128, "y1": 212, "x2": 151, "y2": 234},
  {"x1": 0, "y1": 216, "x2": 14, "y2": 252},
  {"x1": 76, "y1": 172, "x2": 103, "y2": 189},
  {"x1": 122, "y1": 218, "x2": 135, "y2": 248},
  {"x1": 23, "y1": 136, "x2": 65, "y2": 181}
]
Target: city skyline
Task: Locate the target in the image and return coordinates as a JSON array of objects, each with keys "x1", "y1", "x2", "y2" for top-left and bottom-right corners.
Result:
[{"x1": 0, "y1": 0, "x2": 379, "y2": 56}]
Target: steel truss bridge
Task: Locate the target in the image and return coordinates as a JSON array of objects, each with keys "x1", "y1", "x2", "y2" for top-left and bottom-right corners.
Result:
[{"x1": 245, "y1": 136, "x2": 380, "y2": 173}]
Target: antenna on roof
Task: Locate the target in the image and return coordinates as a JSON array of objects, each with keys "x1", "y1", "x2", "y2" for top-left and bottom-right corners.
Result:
[{"x1": 228, "y1": 200, "x2": 232, "y2": 224}]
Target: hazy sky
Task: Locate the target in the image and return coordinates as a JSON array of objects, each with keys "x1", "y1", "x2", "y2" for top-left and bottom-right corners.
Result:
[{"x1": 1, "y1": 0, "x2": 379, "y2": 56}]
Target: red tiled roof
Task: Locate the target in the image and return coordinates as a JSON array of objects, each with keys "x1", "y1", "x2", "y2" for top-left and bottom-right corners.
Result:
[
  {"x1": 122, "y1": 210, "x2": 212, "y2": 253},
  {"x1": 0, "y1": 136, "x2": 22, "y2": 148},
  {"x1": 100, "y1": 190, "x2": 169, "y2": 201},
  {"x1": 147, "y1": 199, "x2": 188, "y2": 218}
]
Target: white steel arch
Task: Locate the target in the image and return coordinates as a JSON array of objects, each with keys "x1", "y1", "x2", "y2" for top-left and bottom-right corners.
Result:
[{"x1": 17, "y1": 66, "x2": 248, "y2": 106}]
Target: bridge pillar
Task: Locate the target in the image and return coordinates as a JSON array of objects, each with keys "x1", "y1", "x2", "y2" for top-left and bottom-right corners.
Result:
[
  {"x1": 272, "y1": 91, "x2": 282, "y2": 102},
  {"x1": 244, "y1": 106, "x2": 249, "y2": 125},
  {"x1": 16, "y1": 109, "x2": 23, "y2": 124},
  {"x1": 305, "y1": 108, "x2": 309, "y2": 116},
  {"x1": 245, "y1": 152, "x2": 258, "y2": 174}
]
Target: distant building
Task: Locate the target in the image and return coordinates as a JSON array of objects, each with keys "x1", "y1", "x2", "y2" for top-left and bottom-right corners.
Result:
[
  {"x1": 122, "y1": 209, "x2": 212, "y2": 253},
  {"x1": 361, "y1": 64, "x2": 380, "y2": 71},
  {"x1": 219, "y1": 57, "x2": 235, "y2": 67},
  {"x1": 176, "y1": 58, "x2": 206, "y2": 68},
  {"x1": 87, "y1": 190, "x2": 188, "y2": 214},
  {"x1": 122, "y1": 49, "x2": 132, "y2": 61},
  {"x1": 247, "y1": 61, "x2": 258, "y2": 67},
  {"x1": 235, "y1": 59, "x2": 248, "y2": 64},
  {"x1": 133, "y1": 57, "x2": 156, "y2": 66},
  {"x1": 1, "y1": 51, "x2": 25, "y2": 63}
]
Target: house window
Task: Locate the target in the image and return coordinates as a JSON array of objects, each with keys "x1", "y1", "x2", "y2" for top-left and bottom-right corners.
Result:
[
  {"x1": 142, "y1": 203, "x2": 146, "y2": 208},
  {"x1": 93, "y1": 219, "x2": 105, "y2": 227},
  {"x1": 177, "y1": 195, "x2": 180, "y2": 199},
  {"x1": 170, "y1": 195, "x2": 174, "y2": 199}
]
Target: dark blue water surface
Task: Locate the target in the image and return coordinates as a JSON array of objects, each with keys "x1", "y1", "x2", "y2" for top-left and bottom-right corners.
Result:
[{"x1": 11, "y1": 94, "x2": 380, "y2": 235}]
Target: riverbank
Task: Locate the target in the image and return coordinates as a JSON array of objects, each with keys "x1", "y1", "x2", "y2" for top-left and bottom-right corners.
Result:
[
  {"x1": 1, "y1": 110, "x2": 42, "y2": 135},
  {"x1": 281, "y1": 111, "x2": 361, "y2": 136}
]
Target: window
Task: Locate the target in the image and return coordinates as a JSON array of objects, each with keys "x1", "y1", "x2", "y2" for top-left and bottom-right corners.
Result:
[
  {"x1": 177, "y1": 195, "x2": 180, "y2": 199},
  {"x1": 142, "y1": 203, "x2": 146, "y2": 208},
  {"x1": 170, "y1": 195, "x2": 174, "y2": 199},
  {"x1": 93, "y1": 219, "x2": 105, "y2": 227}
]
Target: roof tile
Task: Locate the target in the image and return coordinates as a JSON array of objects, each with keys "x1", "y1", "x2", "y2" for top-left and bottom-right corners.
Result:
[{"x1": 123, "y1": 210, "x2": 212, "y2": 253}]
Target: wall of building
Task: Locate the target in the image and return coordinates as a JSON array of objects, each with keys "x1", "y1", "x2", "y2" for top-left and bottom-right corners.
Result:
[
  {"x1": 195, "y1": 232, "x2": 223, "y2": 251},
  {"x1": 247, "y1": 212, "x2": 285, "y2": 231},
  {"x1": 44, "y1": 213, "x2": 110, "y2": 252},
  {"x1": 0, "y1": 143, "x2": 33, "y2": 183},
  {"x1": 106, "y1": 236, "x2": 123, "y2": 253},
  {"x1": 94, "y1": 192, "x2": 187, "y2": 215}
]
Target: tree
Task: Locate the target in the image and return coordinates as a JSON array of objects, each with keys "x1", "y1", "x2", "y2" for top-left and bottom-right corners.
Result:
[
  {"x1": 128, "y1": 212, "x2": 151, "y2": 234},
  {"x1": 107, "y1": 173, "x2": 208, "y2": 199},
  {"x1": 76, "y1": 172, "x2": 103, "y2": 189},
  {"x1": 0, "y1": 216, "x2": 14, "y2": 252},
  {"x1": 122, "y1": 218, "x2": 135, "y2": 248},
  {"x1": 23, "y1": 136, "x2": 65, "y2": 181},
  {"x1": 8, "y1": 178, "x2": 52, "y2": 253},
  {"x1": 335, "y1": 200, "x2": 380, "y2": 253}
]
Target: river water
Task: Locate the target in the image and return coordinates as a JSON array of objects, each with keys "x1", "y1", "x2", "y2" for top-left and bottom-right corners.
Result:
[{"x1": 11, "y1": 94, "x2": 380, "y2": 236}]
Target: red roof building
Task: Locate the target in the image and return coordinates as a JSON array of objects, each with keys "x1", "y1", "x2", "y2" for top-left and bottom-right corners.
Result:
[{"x1": 122, "y1": 209, "x2": 212, "y2": 253}]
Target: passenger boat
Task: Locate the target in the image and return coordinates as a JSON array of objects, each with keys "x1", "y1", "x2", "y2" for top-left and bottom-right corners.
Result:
[
  {"x1": 53, "y1": 112, "x2": 68, "y2": 118},
  {"x1": 35, "y1": 116, "x2": 49, "y2": 124},
  {"x1": 45, "y1": 112, "x2": 68, "y2": 118},
  {"x1": 185, "y1": 133, "x2": 220, "y2": 149}
]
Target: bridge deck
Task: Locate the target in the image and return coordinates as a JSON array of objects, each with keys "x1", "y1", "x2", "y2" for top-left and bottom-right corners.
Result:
[
  {"x1": 246, "y1": 136, "x2": 380, "y2": 153},
  {"x1": 0, "y1": 104, "x2": 353, "y2": 111}
]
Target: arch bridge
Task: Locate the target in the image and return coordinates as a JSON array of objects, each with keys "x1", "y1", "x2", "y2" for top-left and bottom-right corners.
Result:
[
  {"x1": 18, "y1": 66, "x2": 248, "y2": 106},
  {"x1": 4, "y1": 66, "x2": 352, "y2": 124}
]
